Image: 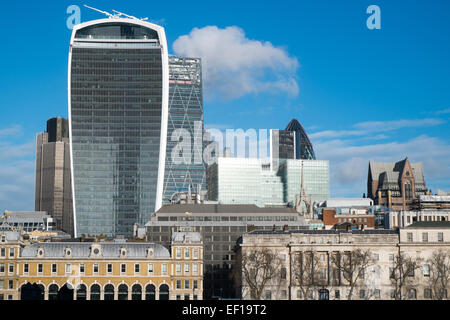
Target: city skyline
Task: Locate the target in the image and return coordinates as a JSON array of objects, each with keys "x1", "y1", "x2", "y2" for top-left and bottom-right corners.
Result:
[{"x1": 1, "y1": 0, "x2": 449, "y2": 213}]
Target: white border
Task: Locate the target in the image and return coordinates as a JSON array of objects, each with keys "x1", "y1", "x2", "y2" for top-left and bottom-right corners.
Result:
[{"x1": 68, "y1": 18, "x2": 169, "y2": 237}]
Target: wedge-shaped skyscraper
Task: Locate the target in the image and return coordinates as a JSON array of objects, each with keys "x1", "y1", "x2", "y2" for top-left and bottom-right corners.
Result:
[{"x1": 68, "y1": 17, "x2": 169, "y2": 237}]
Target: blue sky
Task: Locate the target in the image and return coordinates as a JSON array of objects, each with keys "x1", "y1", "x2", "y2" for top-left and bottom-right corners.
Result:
[{"x1": 0, "y1": 0, "x2": 449, "y2": 211}]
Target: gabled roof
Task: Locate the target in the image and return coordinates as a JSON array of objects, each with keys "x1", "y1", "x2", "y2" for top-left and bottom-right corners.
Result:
[{"x1": 369, "y1": 158, "x2": 425, "y2": 184}]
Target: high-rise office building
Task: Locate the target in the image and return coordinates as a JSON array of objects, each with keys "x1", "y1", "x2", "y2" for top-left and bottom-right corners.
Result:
[
  {"x1": 270, "y1": 119, "x2": 316, "y2": 171},
  {"x1": 68, "y1": 17, "x2": 169, "y2": 237},
  {"x1": 163, "y1": 56, "x2": 206, "y2": 204},
  {"x1": 35, "y1": 117, "x2": 73, "y2": 235},
  {"x1": 207, "y1": 158, "x2": 285, "y2": 207}
]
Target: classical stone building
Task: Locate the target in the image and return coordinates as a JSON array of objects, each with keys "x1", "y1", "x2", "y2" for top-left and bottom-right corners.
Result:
[
  {"x1": 367, "y1": 157, "x2": 428, "y2": 211},
  {"x1": 237, "y1": 222, "x2": 450, "y2": 300},
  {"x1": 0, "y1": 222, "x2": 203, "y2": 300}
]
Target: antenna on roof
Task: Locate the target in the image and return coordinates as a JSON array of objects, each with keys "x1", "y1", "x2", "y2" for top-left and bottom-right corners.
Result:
[
  {"x1": 112, "y1": 9, "x2": 148, "y2": 21},
  {"x1": 84, "y1": 4, "x2": 115, "y2": 18}
]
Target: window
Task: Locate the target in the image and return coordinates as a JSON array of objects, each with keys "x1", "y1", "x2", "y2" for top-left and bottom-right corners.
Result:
[
  {"x1": 176, "y1": 295, "x2": 181, "y2": 300},
  {"x1": 162, "y1": 264, "x2": 167, "y2": 274},
  {"x1": 176, "y1": 264, "x2": 181, "y2": 274},
  {"x1": 193, "y1": 295, "x2": 198, "y2": 300},
  {"x1": 193, "y1": 280, "x2": 198, "y2": 289},
  {"x1": 307, "y1": 291, "x2": 313, "y2": 299},
  {"x1": 1, "y1": 235, "x2": 5, "y2": 243},
  {"x1": 93, "y1": 264, "x2": 99, "y2": 274},
  {"x1": 7, "y1": 295, "x2": 13, "y2": 300},
  {"x1": 176, "y1": 248, "x2": 181, "y2": 259},
  {"x1": 184, "y1": 294, "x2": 190, "y2": 300},
  {"x1": 148, "y1": 263, "x2": 153, "y2": 273},
  {"x1": 193, "y1": 248, "x2": 199, "y2": 259},
  {"x1": 0, "y1": 294, "x2": 3, "y2": 300},
  {"x1": 0, "y1": 248, "x2": 5, "y2": 257},
  {"x1": 52, "y1": 264, "x2": 57, "y2": 273},
  {"x1": 423, "y1": 264, "x2": 430, "y2": 277},
  {"x1": 424, "y1": 288, "x2": 432, "y2": 299},
  {"x1": 438, "y1": 232, "x2": 444, "y2": 242},
  {"x1": 9, "y1": 263, "x2": 14, "y2": 273},
  {"x1": 107, "y1": 264, "x2": 112, "y2": 273},
  {"x1": 390, "y1": 290, "x2": 396, "y2": 299},
  {"x1": 24, "y1": 264, "x2": 29, "y2": 274},
  {"x1": 297, "y1": 290, "x2": 302, "y2": 299},
  {"x1": 8, "y1": 280, "x2": 13, "y2": 289},
  {"x1": 335, "y1": 290, "x2": 340, "y2": 299},
  {"x1": 281, "y1": 267, "x2": 287, "y2": 280},
  {"x1": 66, "y1": 264, "x2": 71, "y2": 274},
  {"x1": 319, "y1": 268, "x2": 327, "y2": 280},
  {"x1": 0, "y1": 280, "x2": 3, "y2": 289},
  {"x1": 135, "y1": 264, "x2": 140, "y2": 273},
  {"x1": 408, "y1": 267, "x2": 415, "y2": 277},
  {"x1": 374, "y1": 289, "x2": 380, "y2": 299},
  {"x1": 422, "y1": 233, "x2": 428, "y2": 242},
  {"x1": 281, "y1": 290, "x2": 287, "y2": 299},
  {"x1": 184, "y1": 264, "x2": 189, "y2": 274},
  {"x1": 281, "y1": 254, "x2": 286, "y2": 261},
  {"x1": 408, "y1": 289, "x2": 417, "y2": 299},
  {"x1": 359, "y1": 290, "x2": 365, "y2": 299},
  {"x1": 193, "y1": 263, "x2": 198, "y2": 275},
  {"x1": 373, "y1": 253, "x2": 379, "y2": 261},
  {"x1": 407, "y1": 233, "x2": 413, "y2": 242},
  {"x1": 185, "y1": 280, "x2": 190, "y2": 289},
  {"x1": 0, "y1": 263, "x2": 4, "y2": 273},
  {"x1": 80, "y1": 264, "x2": 85, "y2": 274},
  {"x1": 184, "y1": 249, "x2": 190, "y2": 259},
  {"x1": 9, "y1": 248, "x2": 14, "y2": 258},
  {"x1": 121, "y1": 264, "x2": 126, "y2": 273},
  {"x1": 389, "y1": 254, "x2": 394, "y2": 261},
  {"x1": 176, "y1": 280, "x2": 181, "y2": 289}
]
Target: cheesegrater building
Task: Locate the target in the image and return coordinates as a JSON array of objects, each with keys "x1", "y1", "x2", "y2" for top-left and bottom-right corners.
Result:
[{"x1": 68, "y1": 16, "x2": 169, "y2": 238}]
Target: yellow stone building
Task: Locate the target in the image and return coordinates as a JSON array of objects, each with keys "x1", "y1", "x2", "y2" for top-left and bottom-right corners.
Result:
[{"x1": 0, "y1": 223, "x2": 203, "y2": 300}]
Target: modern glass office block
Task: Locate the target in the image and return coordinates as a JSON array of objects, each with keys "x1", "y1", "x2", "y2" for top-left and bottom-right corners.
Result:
[
  {"x1": 207, "y1": 158, "x2": 285, "y2": 207},
  {"x1": 278, "y1": 159, "x2": 329, "y2": 207},
  {"x1": 163, "y1": 56, "x2": 206, "y2": 204},
  {"x1": 69, "y1": 19, "x2": 169, "y2": 237}
]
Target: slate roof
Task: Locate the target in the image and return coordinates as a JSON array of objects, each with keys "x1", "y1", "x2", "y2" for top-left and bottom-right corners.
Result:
[
  {"x1": 156, "y1": 203, "x2": 297, "y2": 214},
  {"x1": 21, "y1": 242, "x2": 170, "y2": 258},
  {"x1": 369, "y1": 159, "x2": 425, "y2": 184},
  {"x1": 405, "y1": 221, "x2": 450, "y2": 229}
]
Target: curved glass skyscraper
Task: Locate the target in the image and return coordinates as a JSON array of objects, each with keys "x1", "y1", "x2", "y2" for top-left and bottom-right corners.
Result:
[
  {"x1": 68, "y1": 18, "x2": 169, "y2": 237},
  {"x1": 285, "y1": 118, "x2": 316, "y2": 160}
]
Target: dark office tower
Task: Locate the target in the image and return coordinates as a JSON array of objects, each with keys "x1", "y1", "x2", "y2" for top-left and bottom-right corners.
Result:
[
  {"x1": 284, "y1": 118, "x2": 316, "y2": 160},
  {"x1": 35, "y1": 117, "x2": 74, "y2": 236},
  {"x1": 163, "y1": 56, "x2": 206, "y2": 203},
  {"x1": 69, "y1": 18, "x2": 169, "y2": 237}
]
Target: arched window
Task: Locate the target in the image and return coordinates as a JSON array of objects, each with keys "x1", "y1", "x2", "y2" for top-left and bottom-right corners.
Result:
[
  {"x1": 132, "y1": 284, "x2": 142, "y2": 300},
  {"x1": 405, "y1": 182, "x2": 412, "y2": 200},
  {"x1": 90, "y1": 284, "x2": 101, "y2": 300},
  {"x1": 48, "y1": 284, "x2": 59, "y2": 301},
  {"x1": 104, "y1": 284, "x2": 114, "y2": 301},
  {"x1": 145, "y1": 284, "x2": 156, "y2": 300},
  {"x1": 118, "y1": 284, "x2": 128, "y2": 300},
  {"x1": 159, "y1": 284, "x2": 169, "y2": 300},
  {"x1": 76, "y1": 284, "x2": 87, "y2": 300}
]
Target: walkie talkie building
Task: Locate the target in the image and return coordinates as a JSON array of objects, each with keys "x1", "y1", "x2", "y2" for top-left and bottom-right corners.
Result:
[{"x1": 68, "y1": 18, "x2": 169, "y2": 237}]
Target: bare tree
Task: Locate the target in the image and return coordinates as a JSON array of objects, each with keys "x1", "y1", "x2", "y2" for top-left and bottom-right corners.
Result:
[
  {"x1": 240, "y1": 247, "x2": 283, "y2": 300},
  {"x1": 427, "y1": 250, "x2": 450, "y2": 300},
  {"x1": 291, "y1": 249, "x2": 323, "y2": 300},
  {"x1": 390, "y1": 251, "x2": 423, "y2": 300},
  {"x1": 330, "y1": 249, "x2": 375, "y2": 300}
]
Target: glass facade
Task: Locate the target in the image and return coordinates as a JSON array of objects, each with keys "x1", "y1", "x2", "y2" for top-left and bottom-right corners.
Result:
[
  {"x1": 207, "y1": 158, "x2": 285, "y2": 207},
  {"x1": 69, "y1": 20, "x2": 168, "y2": 237},
  {"x1": 284, "y1": 119, "x2": 316, "y2": 160},
  {"x1": 278, "y1": 159, "x2": 329, "y2": 207},
  {"x1": 163, "y1": 56, "x2": 206, "y2": 203}
]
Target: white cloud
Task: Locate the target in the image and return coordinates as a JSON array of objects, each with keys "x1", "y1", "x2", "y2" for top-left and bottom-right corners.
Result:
[
  {"x1": 173, "y1": 25, "x2": 299, "y2": 100},
  {"x1": 313, "y1": 135, "x2": 450, "y2": 197},
  {"x1": 309, "y1": 118, "x2": 445, "y2": 140}
]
